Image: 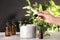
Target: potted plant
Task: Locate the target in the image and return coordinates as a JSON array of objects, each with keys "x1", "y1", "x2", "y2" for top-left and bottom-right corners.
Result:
[
  {"x1": 19, "y1": 19, "x2": 36, "y2": 38},
  {"x1": 18, "y1": 0, "x2": 37, "y2": 38},
  {"x1": 20, "y1": 0, "x2": 51, "y2": 39},
  {"x1": 19, "y1": 0, "x2": 60, "y2": 39}
]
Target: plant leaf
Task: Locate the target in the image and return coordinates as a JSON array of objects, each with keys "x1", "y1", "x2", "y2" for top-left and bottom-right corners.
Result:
[
  {"x1": 39, "y1": 4, "x2": 43, "y2": 11},
  {"x1": 25, "y1": 14, "x2": 30, "y2": 16},
  {"x1": 33, "y1": 2, "x2": 38, "y2": 7},
  {"x1": 26, "y1": 0, "x2": 31, "y2": 6},
  {"x1": 26, "y1": 11, "x2": 31, "y2": 13},
  {"x1": 22, "y1": 6, "x2": 31, "y2": 9}
]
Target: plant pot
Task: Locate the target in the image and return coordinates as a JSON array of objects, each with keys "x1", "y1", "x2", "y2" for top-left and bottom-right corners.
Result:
[
  {"x1": 38, "y1": 30, "x2": 43, "y2": 39},
  {"x1": 20, "y1": 24, "x2": 36, "y2": 38}
]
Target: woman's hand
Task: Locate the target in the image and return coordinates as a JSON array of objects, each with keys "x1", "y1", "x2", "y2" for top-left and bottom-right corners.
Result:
[{"x1": 37, "y1": 11, "x2": 55, "y2": 23}]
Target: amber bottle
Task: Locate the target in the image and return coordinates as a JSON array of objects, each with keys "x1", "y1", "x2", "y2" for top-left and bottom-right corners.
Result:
[
  {"x1": 5, "y1": 22, "x2": 12, "y2": 36},
  {"x1": 12, "y1": 23, "x2": 16, "y2": 35},
  {"x1": 38, "y1": 30, "x2": 43, "y2": 39}
]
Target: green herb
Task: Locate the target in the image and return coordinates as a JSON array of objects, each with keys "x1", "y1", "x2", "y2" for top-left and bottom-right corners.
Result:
[{"x1": 19, "y1": 0, "x2": 60, "y2": 32}]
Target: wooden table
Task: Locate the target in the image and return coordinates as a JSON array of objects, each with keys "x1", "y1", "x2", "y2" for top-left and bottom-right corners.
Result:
[{"x1": 0, "y1": 32, "x2": 60, "y2": 40}]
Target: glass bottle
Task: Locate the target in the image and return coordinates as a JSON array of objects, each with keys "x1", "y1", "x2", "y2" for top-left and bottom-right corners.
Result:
[
  {"x1": 5, "y1": 22, "x2": 12, "y2": 36},
  {"x1": 12, "y1": 22, "x2": 16, "y2": 35},
  {"x1": 38, "y1": 29, "x2": 43, "y2": 39}
]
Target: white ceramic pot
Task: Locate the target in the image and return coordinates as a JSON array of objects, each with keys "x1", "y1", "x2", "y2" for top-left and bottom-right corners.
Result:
[{"x1": 20, "y1": 24, "x2": 36, "y2": 38}]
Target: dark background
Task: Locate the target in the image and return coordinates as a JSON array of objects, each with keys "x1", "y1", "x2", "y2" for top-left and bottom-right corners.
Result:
[{"x1": 0, "y1": 0, "x2": 60, "y2": 32}]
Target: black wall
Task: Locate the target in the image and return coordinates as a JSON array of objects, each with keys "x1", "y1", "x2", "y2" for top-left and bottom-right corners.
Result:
[{"x1": 0, "y1": 0, "x2": 60, "y2": 32}]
